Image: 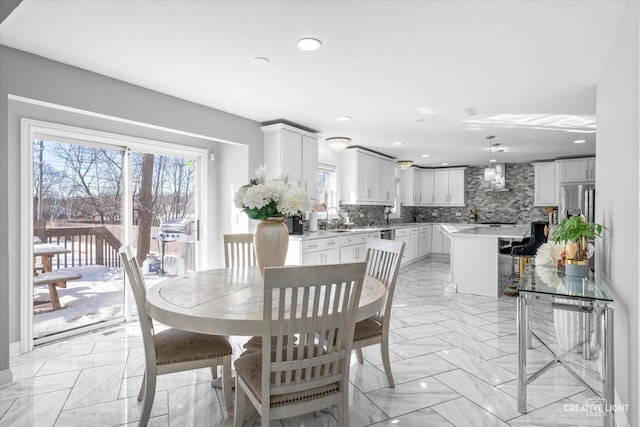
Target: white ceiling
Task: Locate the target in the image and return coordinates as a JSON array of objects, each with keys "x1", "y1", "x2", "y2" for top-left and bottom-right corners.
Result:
[{"x1": 0, "y1": 0, "x2": 628, "y2": 167}]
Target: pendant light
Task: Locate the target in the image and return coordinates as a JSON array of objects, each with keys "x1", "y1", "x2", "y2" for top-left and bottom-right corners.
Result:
[{"x1": 484, "y1": 136, "x2": 496, "y2": 181}]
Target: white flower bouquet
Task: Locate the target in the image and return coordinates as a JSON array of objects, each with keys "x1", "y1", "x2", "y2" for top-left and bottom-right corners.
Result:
[
  {"x1": 535, "y1": 242, "x2": 564, "y2": 287},
  {"x1": 233, "y1": 166, "x2": 310, "y2": 220}
]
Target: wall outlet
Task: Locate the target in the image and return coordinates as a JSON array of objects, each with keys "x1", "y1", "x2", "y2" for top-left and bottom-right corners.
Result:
[
  {"x1": 455, "y1": 212, "x2": 461, "y2": 217},
  {"x1": 431, "y1": 212, "x2": 438, "y2": 216}
]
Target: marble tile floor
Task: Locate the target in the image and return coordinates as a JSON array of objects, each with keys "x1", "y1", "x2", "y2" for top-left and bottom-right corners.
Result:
[{"x1": 1, "y1": 259, "x2": 612, "y2": 427}]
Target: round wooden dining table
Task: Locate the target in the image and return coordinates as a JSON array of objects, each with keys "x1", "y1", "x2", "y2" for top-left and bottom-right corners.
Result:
[{"x1": 145, "y1": 266, "x2": 386, "y2": 337}]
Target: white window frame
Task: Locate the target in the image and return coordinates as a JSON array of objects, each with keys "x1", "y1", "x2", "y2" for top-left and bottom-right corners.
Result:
[
  {"x1": 315, "y1": 163, "x2": 339, "y2": 220},
  {"x1": 389, "y1": 168, "x2": 402, "y2": 219}
]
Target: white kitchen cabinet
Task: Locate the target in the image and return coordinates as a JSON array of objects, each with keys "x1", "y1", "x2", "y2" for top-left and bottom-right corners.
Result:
[
  {"x1": 302, "y1": 135, "x2": 318, "y2": 201},
  {"x1": 431, "y1": 224, "x2": 451, "y2": 254},
  {"x1": 400, "y1": 168, "x2": 435, "y2": 206},
  {"x1": 418, "y1": 224, "x2": 432, "y2": 257},
  {"x1": 381, "y1": 159, "x2": 396, "y2": 203},
  {"x1": 301, "y1": 237, "x2": 340, "y2": 265},
  {"x1": 448, "y1": 169, "x2": 465, "y2": 205},
  {"x1": 400, "y1": 168, "x2": 420, "y2": 205},
  {"x1": 443, "y1": 232, "x2": 451, "y2": 253},
  {"x1": 533, "y1": 162, "x2": 557, "y2": 206},
  {"x1": 557, "y1": 157, "x2": 595, "y2": 183},
  {"x1": 287, "y1": 236, "x2": 339, "y2": 265},
  {"x1": 420, "y1": 170, "x2": 435, "y2": 205},
  {"x1": 395, "y1": 226, "x2": 419, "y2": 264},
  {"x1": 340, "y1": 243, "x2": 367, "y2": 262},
  {"x1": 261, "y1": 123, "x2": 319, "y2": 202},
  {"x1": 340, "y1": 233, "x2": 368, "y2": 262},
  {"x1": 302, "y1": 247, "x2": 340, "y2": 265},
  {"x1": 410, "y1": 233, "x2": 419, "y2": 261},
  {"x1": 434, "y1": 168, "x2": 466, "y2": 206},
  {"x1": 395, "y1": 235, "x2": 411, "y2": 264},
  {"x1": 342, "y1": 148, "x2": 396, "y2": 205},
  {"x1": 434, "y1": 170, "x2": 449, "y2": 205}
]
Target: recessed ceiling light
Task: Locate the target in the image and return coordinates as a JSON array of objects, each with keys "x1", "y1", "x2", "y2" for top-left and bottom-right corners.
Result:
[
  {"x1": 392, "y1": 141, "x2": 403, "y2": 146},
  {"x1": 421, "y1": 154, "x2": 430, "y2": 158},
  {"x1": 336, "y1": 116, "x2": 351, "y2": 121},
  {"x1": 251, "y1": 57, "x2": 270, "y2": 66},
  {"x1": 441, "y1": 162, "x2": 449, "y2": 166},
  {"x1": 574, "y1": 139, "x2": 587, "y2": 144},
  {"x1": 297, "y1": 38, "x2": 322, "y2": 51}
]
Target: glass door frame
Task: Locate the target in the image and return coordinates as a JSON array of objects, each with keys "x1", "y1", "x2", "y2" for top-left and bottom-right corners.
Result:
[{"x1": 20, "y1": 118, "x2": 209, "y2": 351}]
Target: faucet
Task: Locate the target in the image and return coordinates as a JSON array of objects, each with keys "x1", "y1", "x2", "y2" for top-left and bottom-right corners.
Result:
[
  {"x1": 325, "y1": 206, "x2": 339, "y2": 230},
  {"x1": 384, "y1": 206, "x2": 393, "y2": 225}
]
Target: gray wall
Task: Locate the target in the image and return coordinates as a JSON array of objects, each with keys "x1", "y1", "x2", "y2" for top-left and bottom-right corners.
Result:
[
  {"x1": 0, "y1": 46, "x2": 264, "y2": 377},
  {"x1": 594, "y1": 2, "x2": 639, "y2": 424}
]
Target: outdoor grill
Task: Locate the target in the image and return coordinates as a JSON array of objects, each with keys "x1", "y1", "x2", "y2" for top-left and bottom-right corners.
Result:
[
  {"x1": 153, "y1": 217, "x2": 196, "y2": 243},
  {"x1": 152, "y1": 217, "x2": 197, "y2": 275}
]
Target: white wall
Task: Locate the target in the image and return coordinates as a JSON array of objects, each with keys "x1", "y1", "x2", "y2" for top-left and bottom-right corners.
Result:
[
  {"x1": 0, "y1": 46, "x2": 263, "y2": 378},
  {"x1": 595, "y1": 1, "x2": 640, "y2": 425}
]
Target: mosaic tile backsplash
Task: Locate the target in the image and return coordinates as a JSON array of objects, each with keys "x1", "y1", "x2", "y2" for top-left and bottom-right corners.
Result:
[{"x1": 338, "y1": 164, "x2": 551, "y2": 227}]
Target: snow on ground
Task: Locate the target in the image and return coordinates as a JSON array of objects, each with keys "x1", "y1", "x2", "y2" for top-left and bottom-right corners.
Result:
[{"x1": 33, "y1": 265, "x2": 167, "y2": 339}]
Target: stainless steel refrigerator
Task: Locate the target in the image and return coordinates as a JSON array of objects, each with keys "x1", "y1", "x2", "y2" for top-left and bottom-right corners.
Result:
[
  {"x1": 559, "y1": 183, "x2": 595, "y2": 222},
  {"x1": 559, "y1": 183, "x2": 596, "y2": 270}
]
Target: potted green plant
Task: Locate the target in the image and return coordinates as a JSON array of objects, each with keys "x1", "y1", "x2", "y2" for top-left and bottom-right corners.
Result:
[{"x1": 551, "y1": 214, "x2": 604, "y2": 277}]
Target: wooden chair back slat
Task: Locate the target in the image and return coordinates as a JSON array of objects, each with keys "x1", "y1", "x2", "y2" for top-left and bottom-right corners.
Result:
[
  {"x1": 262, "y1": 262, "x2": 366, "y2": 401},
  {"x1": 223, "y1": 233, "x2": 256, "y2": 267}
]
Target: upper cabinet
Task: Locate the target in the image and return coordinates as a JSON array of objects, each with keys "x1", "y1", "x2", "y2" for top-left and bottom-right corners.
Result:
[
  {"x1": 261, "y1": 123, "x2": 318, "y2": 202},
  {"x1": 400, "y1": 167, "x2": 465, "y2": 207},
  {"x1": 533, "y1": 162, "x2": 557, "y2": 206},
  {"x1": 556, "y1": 157, "x2": 595, "y2": 183},
  {"x1": 342, "y1": 149, "x2": 395, "y2": 205}
]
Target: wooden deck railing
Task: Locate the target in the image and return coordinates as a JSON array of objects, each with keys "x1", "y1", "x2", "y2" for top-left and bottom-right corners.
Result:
[{"x1": 39, "y1": 226, "x2": 122, "y2": 269}]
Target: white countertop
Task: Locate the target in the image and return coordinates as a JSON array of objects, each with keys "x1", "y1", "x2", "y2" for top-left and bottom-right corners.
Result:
[
  {"x1": 449, "y1": 225, "x2": 530, "y2": 239},
  {"x1": 290, "y1": 222, "x2": 512, "y2": 241}
]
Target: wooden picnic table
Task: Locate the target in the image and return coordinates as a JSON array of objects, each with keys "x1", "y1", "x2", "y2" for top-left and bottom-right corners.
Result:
[
  {"x1": 33, "y1": 243, "x2": 71, "y2": 274},
  {"x1": 33, "y1": 244, "x2": 80, "y2": 310}
]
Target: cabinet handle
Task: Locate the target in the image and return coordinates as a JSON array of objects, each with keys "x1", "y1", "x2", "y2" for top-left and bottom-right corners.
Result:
[
  {"x1": 585, "y1": 169, "x2": 588, "y2": 179},
  {"x1": 328, "y1": 241, "x2": 336, "y2": 245}
]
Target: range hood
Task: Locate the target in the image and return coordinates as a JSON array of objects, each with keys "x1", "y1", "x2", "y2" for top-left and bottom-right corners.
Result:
[{"x1": 484, "y1": 163, "x2": 510, "y2": 191}]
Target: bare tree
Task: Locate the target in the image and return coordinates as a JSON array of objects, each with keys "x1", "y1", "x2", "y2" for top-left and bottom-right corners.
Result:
[{"x1": 136, "y1": 153, "x2": 155, "y2": 264}]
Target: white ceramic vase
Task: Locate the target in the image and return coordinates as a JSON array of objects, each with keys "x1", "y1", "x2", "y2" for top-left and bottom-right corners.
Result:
[{"x1": 254, "y1": 217, "x2": 289, "y2": 275}]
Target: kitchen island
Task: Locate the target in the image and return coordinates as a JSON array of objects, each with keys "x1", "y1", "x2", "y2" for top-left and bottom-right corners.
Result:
[{"x1": 450, "y1": 225, "x2": 530, "y2": 297}]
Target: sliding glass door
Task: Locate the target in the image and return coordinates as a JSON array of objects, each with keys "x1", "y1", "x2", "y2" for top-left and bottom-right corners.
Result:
[{"x1": 30, "y1": 132, "x2": 200, "y2": 342}]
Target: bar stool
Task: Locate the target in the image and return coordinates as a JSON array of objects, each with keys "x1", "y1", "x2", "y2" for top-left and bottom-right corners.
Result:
[{"x1": 503, "y1": 221, "x2": 549, "y2": 297}]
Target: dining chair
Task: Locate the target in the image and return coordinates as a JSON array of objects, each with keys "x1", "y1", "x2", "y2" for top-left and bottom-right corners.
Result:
[
  {"x1": 233, "y1": 262, "x2": 367, "y2": 427},
  {"x1": 353, "y1": 238, "x2": 405, "y2": 388},
  {"x1": 119, "y1": 246, "x2": 234, "y2": 426},
  {"x1": 222, "y1": 233, "x2": 267, "y2": 352},
  {"x1": 223, "y1": 233, "x2": 257, "y2": 268}
]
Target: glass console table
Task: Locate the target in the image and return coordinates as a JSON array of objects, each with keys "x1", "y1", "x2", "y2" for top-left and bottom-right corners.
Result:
[{"x1": 517, "y1": 264, "x2": 614, "y2": 427}]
